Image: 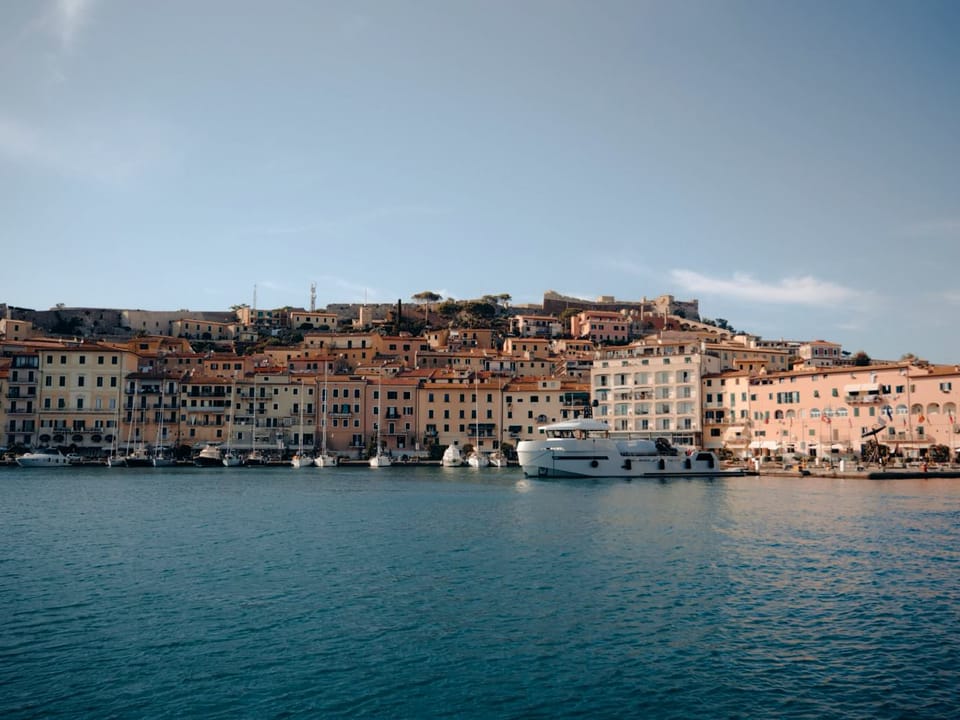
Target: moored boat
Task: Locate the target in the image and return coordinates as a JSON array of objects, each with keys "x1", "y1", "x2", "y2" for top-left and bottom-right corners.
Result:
[
  {"x1": 194, "y1": 443, "x2": 224, "y2": 467},
  {"x1": 517, "y1": 419, "x2": 745, "y2": 479},
  {"x1": 123, "y1": 447, "x2": 154, "y2": 468},
  {"x1": 16, "y1": 450, "x2": 72, "y2": 468},
  {"x1": 466, "y1": 450, "x2": 489, "y2": 468},
  {"x1": 368, "y1": 449, "x2": 392, "y2": 468},
  {"x1": 313, "y1": 452, "x2": 338, "y2": 467},
  {"x1": 489, "y1": 450, "x2": 509, "y2": 467},
  {"x1": 244, "y1": 450, "x2": 267, "y2": 466},
  {"x1": 441, "y1": 444, "x2": 464, "y2": 467}
]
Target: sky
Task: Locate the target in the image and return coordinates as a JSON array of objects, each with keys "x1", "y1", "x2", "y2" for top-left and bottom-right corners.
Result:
[{"x1": 2, "y1": 0, "x2": 959, "y2": 362}]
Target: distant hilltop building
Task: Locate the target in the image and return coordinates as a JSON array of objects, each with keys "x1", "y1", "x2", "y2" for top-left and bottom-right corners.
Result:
[
  {"x1": 0, "y1": 304, "x2": 235, "y2": 338},
  {"x1": 541, "y1": 291, "x2": 700, "y2": 321}
]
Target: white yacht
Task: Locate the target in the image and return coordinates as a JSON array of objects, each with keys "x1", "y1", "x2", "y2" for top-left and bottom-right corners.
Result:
[
  {"x1": 194, "y1": 443, "x2": 224, "y2": 467},
  {"x1": 16, "y1": 450, "x2": 72, "y2": 468},
  {"x1": 517, "y1": 419, "x2": 743, "y2": 479}
]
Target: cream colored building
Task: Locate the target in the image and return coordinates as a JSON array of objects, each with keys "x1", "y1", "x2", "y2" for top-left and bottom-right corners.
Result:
[
  {"x1": 2, "y1": 340, "x2": 137, "y2": 455},
  {"x1": 592, "y1": 340, "x2": 721, "y2": 447}
]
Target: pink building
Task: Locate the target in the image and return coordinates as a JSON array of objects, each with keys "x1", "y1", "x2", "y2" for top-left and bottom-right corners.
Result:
[
  {"x1": 740, "y1": 362, "x2": 960, "y2": 461},
  {"x1": 570, "y1": 310, "x2": 629, "y2": 344}
]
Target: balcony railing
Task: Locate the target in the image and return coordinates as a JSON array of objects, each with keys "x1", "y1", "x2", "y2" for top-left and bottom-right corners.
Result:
[{"x1": 845, "y1": 394, "x2": 883, "y2": 404}]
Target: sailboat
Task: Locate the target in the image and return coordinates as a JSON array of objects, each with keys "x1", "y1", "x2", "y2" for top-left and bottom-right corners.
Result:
[
  {"x1": 291, "y1": 379, "x2": 313, "y2": 468},
  {"x1": 222, "y1": 378, "x2": 242, "y2": 466},
  {"x1": 314, "y1": 363, "x2": 337, "y2": 467},
  {"x1": 489, "y1": 377, "x2": 508, "y2": 467},
  {"x1": 124, "y1": 379, "x2": 153, "y2": 467},
  {"x1": 152, "y1": 376, "x2": 176, "y2": 466},
  {"x1": 466, "y1": 373, "x2": 489, "y2": 468},
  {"x1": 245, "y1": 373, "x2": 267, "y2": 466},
  {"x1": 369, "y1": 368, "x2": 392, "y2": 467},
  {"x1": 106, "y1": 398, "x2": 124, "y2": 467}
]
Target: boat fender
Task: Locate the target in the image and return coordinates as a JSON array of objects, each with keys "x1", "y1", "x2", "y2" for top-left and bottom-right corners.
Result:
[
  {"x1": 622, "y1": 459, "x2": 632, "y2": 470},
  {"x1": 658, "y1": 458, "x2": 666, "y2": 470},
  {"x1": 684, "y1": 457, "x2": 692, "y2": 470},
  {"x1": 590, "y1": 460, "x2": 599, "y2": 468}
]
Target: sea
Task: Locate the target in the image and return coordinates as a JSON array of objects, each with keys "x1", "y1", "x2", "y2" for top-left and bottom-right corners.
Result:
[{"x1": 1, "y1": 465, "x2": 958, "y2": 719}]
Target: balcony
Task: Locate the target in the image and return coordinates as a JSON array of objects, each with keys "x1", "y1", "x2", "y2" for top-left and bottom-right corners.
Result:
[
  {"x1": 845, "y1": 394, "x2": 883, "y2": 404},
  {"x1": 183, "y1": 403, "x2": 230, "y2": 412}
]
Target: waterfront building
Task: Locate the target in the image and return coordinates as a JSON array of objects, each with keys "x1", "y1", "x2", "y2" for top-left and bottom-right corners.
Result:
[
  {"x1": 701, "y1": 370, "x2": 754, "y2": 454},
  {"x1": 179, "y1": 373, "x2": 232, "y2": 450},
  {"x1": 502, "y1": 376, "x2": 591, "y2": 443},
  {"x1": 365, "y1": 368, "x2": 420, "y2": 458},
  {"x1": 738, "y1": 361, "x2": 960, "y2": 461},
  {"x1": 592, "y1": 339, "x2": 720, "y2": 447},
  {"x1": 316, "y1": 372, "x2": 368, "y2": 458},
  {"x1": 1, "y1": 339, "x2": 136, "y2": 457}
]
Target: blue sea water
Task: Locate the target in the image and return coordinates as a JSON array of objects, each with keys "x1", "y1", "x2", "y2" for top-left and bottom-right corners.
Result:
[{"x1": 1, "y1": 466, "x2": 959, "y2": 719}]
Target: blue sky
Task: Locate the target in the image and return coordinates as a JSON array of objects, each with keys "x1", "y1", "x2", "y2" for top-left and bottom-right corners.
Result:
[{"x1": 2, "y1": 0, "x2": 958, "y2": 362}]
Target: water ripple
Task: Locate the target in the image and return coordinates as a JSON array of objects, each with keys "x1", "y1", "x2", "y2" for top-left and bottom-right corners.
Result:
[{"x1": 1, "y1": 470, "x2": 958, "y2": 718}]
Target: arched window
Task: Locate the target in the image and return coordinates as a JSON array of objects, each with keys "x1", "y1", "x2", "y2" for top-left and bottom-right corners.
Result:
[
  {"x1": 774, "y1": 410, "x2": 784, "y2": 420},
  {"x1": 896, "y1": 404, "x2": 908, "y2": 415},
  {"x1": 836, "y1": 407, "x2": 848, "y2": 417},
  {"x1": 810, "y1": 408, "x2": 821, "y2": 419},
  {"x1": 926, "y1": 403, "x2": 941, "y2": 415}
]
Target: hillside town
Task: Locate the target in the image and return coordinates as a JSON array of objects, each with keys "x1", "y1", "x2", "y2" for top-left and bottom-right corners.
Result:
[{"x1": 2, "y1": 290, "x2": 958, "y2": 466}]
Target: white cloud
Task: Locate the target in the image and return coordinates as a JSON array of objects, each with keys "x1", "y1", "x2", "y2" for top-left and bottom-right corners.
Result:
[
  {"x1": 50, "y1": 0, "x2": 97, "y2": 51},
  {"x1": 669, "y1": 269, "x2": 860, "y2": 307},
  {"x1": 942, "y1": 291, "x2": 960, "y2": 306}
]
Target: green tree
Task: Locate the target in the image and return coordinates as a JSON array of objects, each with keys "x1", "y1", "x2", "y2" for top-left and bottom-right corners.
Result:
[
  {"x1": 437, "y1": 300, "x2": 461, "y2": 319},
  {"x1": 411, "y1": 291, "x2": 442, "y2": 325},
  {"x1": 852, "y1": 351, "x2": 872, "y2": 366}
]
